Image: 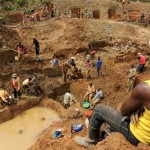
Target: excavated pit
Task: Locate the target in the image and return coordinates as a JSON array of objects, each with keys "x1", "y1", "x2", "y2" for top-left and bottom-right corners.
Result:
[{"x1": 1, "y1": 16, "x2": 150, "y2": 150}]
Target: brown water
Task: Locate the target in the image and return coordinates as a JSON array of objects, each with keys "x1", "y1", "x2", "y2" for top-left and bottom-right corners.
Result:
[{"x1": 0, "y1": 107, "x2": 61, "y2": 150}]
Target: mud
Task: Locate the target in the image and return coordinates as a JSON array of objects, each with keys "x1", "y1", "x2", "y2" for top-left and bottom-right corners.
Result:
[{"x1": 0, "y1": 107, "x2": 61, "y2": 150}]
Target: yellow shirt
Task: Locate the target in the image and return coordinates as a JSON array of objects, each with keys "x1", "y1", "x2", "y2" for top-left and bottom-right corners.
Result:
[{"x1": 130, "y1": 80, "x2": 150, "y2": 144}]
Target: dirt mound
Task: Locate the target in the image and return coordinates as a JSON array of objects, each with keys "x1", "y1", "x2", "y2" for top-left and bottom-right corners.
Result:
[
  {"x1": 29, "y1": 99, "x2": 150, "y2": 150},
  {"x1": 0, "y1": 24, "x2": 20, "y2": 50},
  {"x1": 0, "y1": 24, "x2": 21, "y2": 65},
  {"x1": 95, "y1": 133, "x2": 150, "y2": 150},
  {"x1": 1, "y1": 1, "x2": 150, "y2": 149},
  {"x1": 95, "y1": 133, "x2": 135, "y2": 150}
]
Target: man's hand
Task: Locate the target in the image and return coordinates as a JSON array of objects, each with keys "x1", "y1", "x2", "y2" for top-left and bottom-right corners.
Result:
[{"x1": 130, "y1": 108, "x2": 143, "y2": 124}]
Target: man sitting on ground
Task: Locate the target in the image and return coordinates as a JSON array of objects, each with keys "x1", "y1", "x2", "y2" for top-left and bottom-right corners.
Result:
[
  {"x1": 91, "y1": 87, "x2": 103, "y2": 108},
  {"x1": 84, "y1": 82, "x2": 96, "y2": 102},
  {"x1": 75, "y1": 80, "x2": 150, "y2": 147}
]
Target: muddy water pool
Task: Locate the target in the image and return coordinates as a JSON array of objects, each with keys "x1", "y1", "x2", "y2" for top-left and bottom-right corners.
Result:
[{"x1": 0, "y1": 107, "x2": 61, "y2": 150}]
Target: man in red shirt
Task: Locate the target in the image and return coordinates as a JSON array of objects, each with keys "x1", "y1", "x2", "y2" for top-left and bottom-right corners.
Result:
[
  {"x1": 90, "y1": 51, "x2": 97, "y2": 60},
  {"x1": 12, "y1": 73, "x2": 21, "y2": 99},
  {"x1": 136, "y1": 53, "x2": 146, "y2": 74}
]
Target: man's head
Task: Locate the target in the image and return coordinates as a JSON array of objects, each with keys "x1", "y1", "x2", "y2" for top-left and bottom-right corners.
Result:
[
  {"x1": 137, "y1": 53, "x2": 141, "y2": 57},
  {"x1": 29, "y1": 77, "x2": 32, "y2": 81},
  {"x1": 98, "y1": 57, "x2": 100, "y2": 60},
  {"x1": 89, "y1": 82, "x2": 93, "y2": 87},
  {"x1": 131, "y1": 64, "x2": 135, "y2": 68},
  {"x1": 87, "y1": 60, "x2": 90, "y2": 63},
  {"x1": 18, "y1": 42, "x2": 22, "y2": 45},
  {"x1": 97, "y1": 86, "x2": 101, "y2": 91},
  {"x1": 34, "y1": 73, "x2": 37, "y2": 77},
  {"x1": 71, "y1": 57, "x2": 75, "y2": 60},
  {"x1": 12, "y1": 73, "x2": 17, "y2": 79},
  {"x1": 67, "y1": 89, "x2": 71, "y2": 93}
]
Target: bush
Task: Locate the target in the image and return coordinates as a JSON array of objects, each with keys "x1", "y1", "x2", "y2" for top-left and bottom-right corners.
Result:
[
  {"x1": 14, "y1": 0, "x2": 28, "y2": 7},
  {"x1": 1, "y1": 15, "x2": 9, "y2": 24},
  {"x1": 3, "y1": 2, "x2": 14, "y2": 11}
]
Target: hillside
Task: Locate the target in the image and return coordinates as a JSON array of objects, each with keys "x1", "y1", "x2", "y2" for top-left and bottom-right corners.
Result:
[{"x1": 0, "y1": 0, "x2": 150, "y2": 150}]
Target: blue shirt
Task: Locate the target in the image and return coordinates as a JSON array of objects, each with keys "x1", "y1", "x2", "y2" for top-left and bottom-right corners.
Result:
[
  {"x1": 94, "y1": 90, "x2": 103, "y2": 100},
  {"x1": 96, "y1": 60, "x2": 102, "y2": 68},
  {"x1": 53, "y1": 59, "x2": 58, "y2": 65}
]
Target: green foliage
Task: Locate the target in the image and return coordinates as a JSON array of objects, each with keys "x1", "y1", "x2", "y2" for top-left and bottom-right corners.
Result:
[
  {"x1": 14, "y1": 0, "x2": 28, "y2": 7},
  {"x1": 3, "y1": 2, "x2": 14, "y2": 11},
  {"x1": 0, "y1": 0, "x2": 5, "y2": 4},
  {"x1": 42, "y1": 0, "x2": 52, "y2": 5},
  {"x1": 1, "y1": 15, "x2": 9, "y2": 24}
]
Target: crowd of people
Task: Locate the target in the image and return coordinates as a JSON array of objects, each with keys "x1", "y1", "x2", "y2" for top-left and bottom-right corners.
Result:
[
  {"x1": 74, "y1": 53, "x2": 150, "y2": 148},
  {"x1": 22, "y1": 3, "x2": 58, "y2": 25},
  {"x1": 1, "y1": 4, "x2": 150, "y2": 146},
  {"x1": 0, "y1": 38, "x2": 150, "y2": 148},
  {"x1": 0, "y1": 72, "x2": 44, "y2": 106},
  {"x1": 60, "y1": 41, "x2": 150, "y2": 147}
]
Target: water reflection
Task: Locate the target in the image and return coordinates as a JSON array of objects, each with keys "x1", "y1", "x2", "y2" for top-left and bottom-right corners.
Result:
[{"x1": 0, "y1": 107, "x2": 61, "y2": 150}]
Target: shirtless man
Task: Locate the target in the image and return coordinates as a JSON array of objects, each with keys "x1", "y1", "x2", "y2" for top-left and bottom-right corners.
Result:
[
  {"x1": 0, "y1": 90, "x2": 11, "y2": 105},
  {"x1": 75, "y1": 81, "x2": 150, "y2": 147}
]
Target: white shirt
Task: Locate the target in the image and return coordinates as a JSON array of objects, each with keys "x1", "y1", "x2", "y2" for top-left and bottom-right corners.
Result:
[
  {"x1": 22, "y1": 79, "x2": 30, "y2": 86},
  {"x1": 63, "y1": 92, "x2": 72, "y2": 104},
  {"x1": 85, "y1": 118, "x2": 90, "y2": 128}
]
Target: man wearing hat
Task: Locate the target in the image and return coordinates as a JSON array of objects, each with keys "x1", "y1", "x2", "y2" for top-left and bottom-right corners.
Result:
[
  {"x1": 12, "y1": 73, "x2": 21, "y2": 99},
  {"x1": 136, "y1": 53, "x2": 146, "y2": 74}
]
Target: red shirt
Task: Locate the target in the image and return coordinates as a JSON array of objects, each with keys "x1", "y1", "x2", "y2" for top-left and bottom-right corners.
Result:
[
  {"x1": 90, "y1": 51, "x2": 97, "y2": 55},
  {"x1": 139, "y1": 55, "x2": 146, "y2": 64}
]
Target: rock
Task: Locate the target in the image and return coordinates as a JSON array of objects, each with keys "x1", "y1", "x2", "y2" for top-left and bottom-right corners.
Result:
[
  {"x1": 18, "y1": 129, "x2": 23, "y2": 134},
  {"x1": 41, "y1": 117, "x2": 46, "y2": 121}
]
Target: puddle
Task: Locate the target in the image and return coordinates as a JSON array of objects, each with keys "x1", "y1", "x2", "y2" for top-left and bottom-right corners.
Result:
[{"x1": 0, "y1": 107, "x2": 61, "y2": 150}]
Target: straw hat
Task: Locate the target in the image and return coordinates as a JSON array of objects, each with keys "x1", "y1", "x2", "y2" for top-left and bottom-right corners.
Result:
[
  {"x1": 12, "y1": 73, "x2": 17, "y2": 78},
  {"x1": 71, "y1": 57, "x2": 75, "y2": 60}
]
